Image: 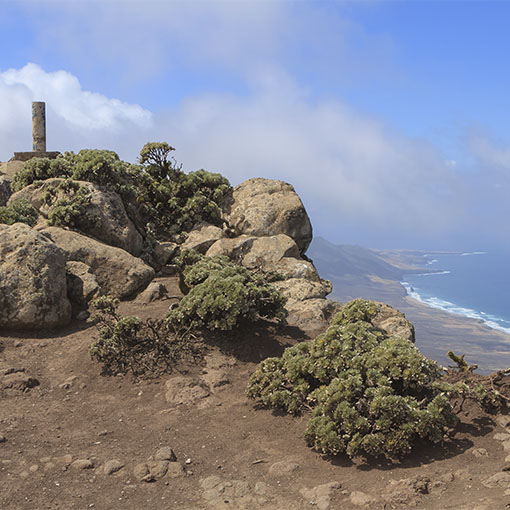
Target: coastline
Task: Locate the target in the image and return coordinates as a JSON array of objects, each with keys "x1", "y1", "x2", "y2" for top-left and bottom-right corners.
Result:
[{"x1": 329, "y1": 274, "x2": 510, "y2": 373}]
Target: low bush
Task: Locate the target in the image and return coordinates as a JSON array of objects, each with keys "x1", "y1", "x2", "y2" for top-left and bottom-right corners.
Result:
[
  {"x1": 136, "y1": 142, "x2": 232, "y2": 238},
  {"x1": 0, "y1": 198, "x2": 39, "y2": 226},
  {"x1": 43, "y1": 179, "x2": 101, "y2": 230},
  {"x1": 11, "y1": 150, "x2": 137, "y2": 193},
  {"x1": 11, "y1": 143, "x2": 232, "y2": 243},
  {"x1": 89, "y1": 296, "x2": 200, "y2": 377},
  {"x1": 166, "y1": 252, "x2": 287, "y2": 332},
  {"x1": 247, "y1": 299, "x2": 498, "y2": 460}
]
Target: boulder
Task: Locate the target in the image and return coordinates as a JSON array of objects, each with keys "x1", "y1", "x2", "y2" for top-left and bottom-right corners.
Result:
[
  {"x1": 0, "y1": 223, "x2": 71, "y2": 329},
  {"x1": 274, "y1": 256, "x2": 322, "y2": 282},
  {"x1": 222, "y1": 178, "x2": 313, "y2": 255},
  {"x1": 206, "y1": 234, "x2": 300, "y2": 270},
  {"x1": 370, "y1": 301, "x2": 415, "y2": 343},
  {"x1": 136, "y1": 282, "x2": 167, "y2": 303},
  {"x1": 10, "y1": 178, "x2": 143, "y2": 256},
  {"x1": 153, "y1": 241, "x2": 178, "y2": 267},
  {"x1": 0, "y1": 160, "x2": 24, "y2": 179},
  {"x1": 66, "y1": 261, "x2": 100, "y2": 307},
  {"x1": 182, "y1": 223, "x2": 225, "y2": 254},
  {"x1": 205, "y1": 235, "x2": 255, "y2": 263},
  {"x1": 241, "y1": 235, "x2": 300, "y2": 268},
  {"x1": 272, "y1": 278, "x2": 332, "y2": 302},
  {"x1": 286, "y1": 298, "x2": 343, "y2": 335},
  {"x1": 40, "y1": 226, "x2": 154, "y2": 299},
  {"x1": 0, "y1": 175, "x2": 12, "y2": 206}
]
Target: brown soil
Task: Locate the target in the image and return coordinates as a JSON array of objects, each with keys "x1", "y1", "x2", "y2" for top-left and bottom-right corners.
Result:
[{"x1": 1, "y1": 276, "x2": 510, "y2": 510}]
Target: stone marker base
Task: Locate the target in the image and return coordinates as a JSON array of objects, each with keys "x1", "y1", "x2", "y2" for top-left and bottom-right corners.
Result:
[{"x1": 11, "y1": 151, "x2": 60, "y2": 162}]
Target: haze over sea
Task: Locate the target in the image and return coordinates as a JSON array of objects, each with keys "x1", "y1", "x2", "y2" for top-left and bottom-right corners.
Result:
[{"x1": 402, "y1": 252, "x2": 510, "y2": 335}]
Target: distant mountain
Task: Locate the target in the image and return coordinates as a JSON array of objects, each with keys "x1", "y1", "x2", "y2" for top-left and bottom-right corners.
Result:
[
  {"x1": 307, "y1": 237, "x2": 412, "y2": 305},
  {"x1": 308, "y1": 237, "x2": 403, "y2": 281}
]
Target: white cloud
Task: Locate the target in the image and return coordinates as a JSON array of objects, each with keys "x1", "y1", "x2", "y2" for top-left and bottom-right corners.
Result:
[
  {"x1": 0, "y1": 63, "x2": 469, "y2": 248},
  {"x1": 0, "y1": 63, "x2": 152, "y2": 155}
]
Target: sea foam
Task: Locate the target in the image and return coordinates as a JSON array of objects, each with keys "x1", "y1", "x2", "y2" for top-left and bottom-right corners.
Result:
[{"x1": 401, "y1": 281, "x2": 510, "y2": 335}]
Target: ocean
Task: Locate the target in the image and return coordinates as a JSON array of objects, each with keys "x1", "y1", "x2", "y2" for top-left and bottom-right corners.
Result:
[{"x1": 401, "y1": 251, "x2": 510, "y2": 334}]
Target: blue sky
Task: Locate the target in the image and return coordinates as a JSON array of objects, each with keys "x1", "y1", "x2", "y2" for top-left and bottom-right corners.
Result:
[{"x1": 1, "y1": 0, "x2": 510, "y2": 252}]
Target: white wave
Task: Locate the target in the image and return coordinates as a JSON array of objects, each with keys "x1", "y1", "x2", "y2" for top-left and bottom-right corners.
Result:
[
  {"x1": 426, "y1": 259, "x2": 439, "y2": 265},
  {"x1": 460, "y1": 251, "x2": 487, "y2": 256},
  {"x1": 400, "y1": 281, "x2": 510, "y2": 335},
  {"x1": 411, "y1": 270, "x2": 451, "y2": 277}
]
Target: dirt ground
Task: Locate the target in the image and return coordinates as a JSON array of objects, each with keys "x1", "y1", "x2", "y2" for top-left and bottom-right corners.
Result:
[{"x1": 2, "y1": 276, "x2": 510, "y2": 510}]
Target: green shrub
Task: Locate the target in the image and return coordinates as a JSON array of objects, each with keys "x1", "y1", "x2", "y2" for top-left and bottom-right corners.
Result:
[
  {"x1": 247, "y1": 299, "x2": 493, "y2": 460},
  {"x1": 89, "y1": 296, "x2": 200, "y2": 376},
  {"x1": 11, "y1": 150, "x2": 139, "y2": 194},
  {"x1": 42, "y1": 179, "x2": 102, "y2": 230},
  {"x1": 11, "y1": 156, "x2": 72, "y2": 192},
  {"x1": 0, "y1": 198, "x2": 39, "y2": 226},
  {"x1": 12, "y1": 144, "x2": 232, "y2": 243},
  {"x1": 137, "y1": 142, "x2": 232, "y2": 238},
  {"x1": 166, "y1": 253, "x2": 287, "y2": 332}
]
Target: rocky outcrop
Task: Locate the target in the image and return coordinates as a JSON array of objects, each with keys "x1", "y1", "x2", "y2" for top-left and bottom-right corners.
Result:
[
  {"x1": 182, "y1": 223, "x2": 225, "y2": 254},
  {"x1": 285, "y1": 299, "x2": 343, "y2": 334},
  {"x1": 66, "y1": 261, "x2": 100, "y2": 308},
  {"x1": 274, "y1": 257, "x2": 322, "y2": 281},
  {"x1": 206, "y1": 234, "x2": 300, "y2": 269},
  {"x1": 370, "y1": 301, "x2": 415, "y2": 343},
  {"x1": 0, "y1": 160, "x2": 24, "y2": 179},
  {"x1": 272, "y1": 278, "x2": 332, "y2": 302},
  {"x1": 0, "y1": 223, "x2": 71, "y2": 329},
  {"x1": 0, "y1": 175, "x2": 12, "y2": 206},
  {"x1": 40, "y1": 226, "x2": 154, "y2": 299},
  {"x1": 10, "y1": 178, "x2": 143, "y2": 256},
  {"x1": 222, "y1": 178, "x2": 313, "y2": 255}
]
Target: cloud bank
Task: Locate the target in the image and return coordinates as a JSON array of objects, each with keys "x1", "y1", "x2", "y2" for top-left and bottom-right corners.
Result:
[
  {"x1": 1, "y1": 63, "x2": 471, "y2": 249},
  {"x1": 0, "y1": 63, "x2": 152, "y2": 154}
]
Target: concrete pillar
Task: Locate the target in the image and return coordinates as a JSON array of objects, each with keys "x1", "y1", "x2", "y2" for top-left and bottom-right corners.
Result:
[{"x1": 32, "y1": 101, "x2": 46, "y2": 152}]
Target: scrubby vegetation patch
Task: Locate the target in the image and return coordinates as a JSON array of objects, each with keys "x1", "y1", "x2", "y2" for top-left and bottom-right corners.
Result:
[
  {"x1": 166, "y1": 251, "x2": 287, "y2": 332},
  {"x1": 247, "y1": 299, "x2": 500, "y2": 460},
  {"x1": 11, "y1": 143, "x2": 232, "y2": 245},
  {"x1": 89, "y1": 296, "x2": 201, "y2": 377},
  {"x1": 0, "y1": 198, "x2": 38, "y2": 226}
]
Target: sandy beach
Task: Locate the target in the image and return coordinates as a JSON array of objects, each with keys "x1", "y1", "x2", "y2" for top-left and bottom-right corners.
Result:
[{"x1": 329, "y1": 275, "x2": 510, "y2": 373}]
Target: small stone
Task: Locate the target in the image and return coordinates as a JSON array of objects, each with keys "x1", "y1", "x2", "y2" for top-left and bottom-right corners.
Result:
[
  {"x1": 185, "y1": 458, "x2": 192, "y2": 465},
  {"x1": 0, "y1": 434, "x2": 6, "y2": 443},
  {"x1": 494, "y1": 433, "x2": 510, "y2": 441},
  {"x1": 71, "y1": 459, "x2": 94, "y2": 470},
  {"x1": 44, "y1": 462, "x2": 56, "y2": 471},
  {"x1": 40, "y1": 456, "x2": 52, "y2": 463},
  {"x1": 439, "y1": 472, "x2": 455, "y2": 483},
  {"x1": 29, "y1": 464, "x2": 39, "y2": 473},
  {"x1": 103, "y1": 460, "x2": 124, "y2": 475},
  {"x1": 148, "y1": 460, "x2": 169, "y2": 479},
  {"x1": 300, "y1": 482, "x2": 341, "y2": 510},
  {"x1": 19, "y1": 470, "x2": 29, "y2": 478},
  {"x1": 503, "y1": 440, "x2": 510, "y2": 452},
  {"x1": 482, "y1": 472, "x2": 510, "y2": 488},
  {"x1": 471, "y1": 448, "x2": 489, "y2": 458},
  {"x1": 350, "y1": 491, "x2": 378, "y2": 506},
  {"x1": 54, "y1": 454, "x2": 73, "y2": 467},
  {"x1": 167, "y1": 462, "x2": 185, "y2": 478},
  {"x1": 133, "y1": 463, "x2": 150, "y2": 481},
  {"x1": 268, "y1": 460, "x2": 299, "y2": 476},
  {"x1": 200, "y1": 476, "x2": 221, "y2": 490},
  {"x1": 14, "y1": 341, "x2": 23, "y2": 348},
  {"x1": 496, "y1": 416, "x2": 510, "y2": 429},
  {"x1": 154, "y1": 446, "x2": 176, "y2": 462},
  {"x1": 254, "y1": 481, "x2": 270, "y2": 496}
]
